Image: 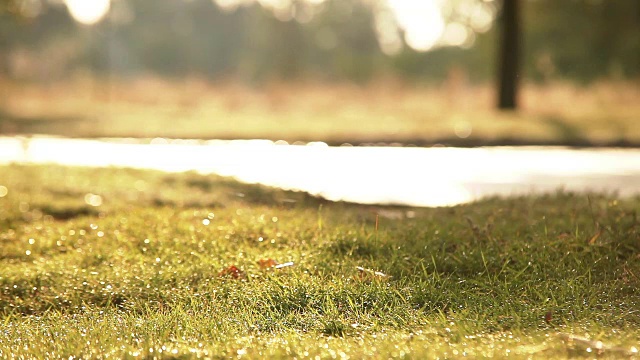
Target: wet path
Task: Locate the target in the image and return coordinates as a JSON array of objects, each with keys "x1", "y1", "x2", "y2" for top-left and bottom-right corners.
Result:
[{"x1": 1, "y1": 136, "x2": 639, "y2": 207}]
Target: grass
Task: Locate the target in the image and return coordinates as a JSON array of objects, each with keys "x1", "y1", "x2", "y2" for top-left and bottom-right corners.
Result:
[
  {"x1": 1, "y1": 164, "x2": 639, "y2": 358},
  {"x1": 1, "y1": 78, "x2": 639, "y2": 146}
]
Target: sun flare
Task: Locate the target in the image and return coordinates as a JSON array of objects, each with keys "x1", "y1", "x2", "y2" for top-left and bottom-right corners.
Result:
[
  {"x1": 64, "y1": 0, "x2": 111, "y2": 25},
  {"x1": 385, "y1": 0, "x2": 445, "y2": 51}
]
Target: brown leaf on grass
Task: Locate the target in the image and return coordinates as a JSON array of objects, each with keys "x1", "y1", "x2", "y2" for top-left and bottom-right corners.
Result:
[
  {"x1": 219, "y1": 265, "x2": 244, "y2": 279},
  {"x1": 588, "y1": 228, "x2": 603, "y2": 244},
  {"x1": 257, "y1": 258, "x2": 278, "y2": 269},
  {"x1": 257, "y1": 259, "x2": 294, "y2": 270}
]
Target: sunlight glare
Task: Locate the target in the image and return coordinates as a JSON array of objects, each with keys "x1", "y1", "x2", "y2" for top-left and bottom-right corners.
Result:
[
  {"x1": 387, "y1": 0, "x2": 445, "y2": 52},
  {"x1": 211, "y1": 0, "x2": 483, "y2": 52},
  {"x1": 3, "y1": 137, "x2": 640, "y2": 208},
  {"x1": 469, "y1": 3, "x2": 496, "y2": 32},
  {"x1": 64, "y1": 0, "x2": 111, "y2": 25},
  {"x1": 210, "y1": 0, "x2": 454, "y2": 51},
  {"x1": 441, "y1": 22, "x2": 472, "y2": 47},
  {"x1": 375, "y1": 7, "x2": 403, "y2": 55}
]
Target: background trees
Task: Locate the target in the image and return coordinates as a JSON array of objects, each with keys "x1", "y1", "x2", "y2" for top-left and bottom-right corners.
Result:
[
  {"x1": 497, "y1": 0, "x2": 519, "y2": 110},
  {"x1": 0, "y1": 0, "x2": 638, "y2": 86}
]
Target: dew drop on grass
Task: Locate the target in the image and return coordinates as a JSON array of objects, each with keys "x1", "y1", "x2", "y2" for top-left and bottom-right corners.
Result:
[
  {"x1": 28, "y1": 238, "x2": 35, "y2": 244},
  {"x1": 202, "y1": 219, "x2": 210, "y2": 226}
]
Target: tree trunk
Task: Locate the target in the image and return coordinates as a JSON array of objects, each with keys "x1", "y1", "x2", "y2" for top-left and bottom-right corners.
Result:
[{"x1": 498, "y1": 0, "x2": 520, "y2": 110}]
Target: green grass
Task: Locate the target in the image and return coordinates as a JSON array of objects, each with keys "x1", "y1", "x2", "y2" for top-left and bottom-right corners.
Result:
[{"x1": 1, "y1": 164, "x2": 639, "y2": 358}]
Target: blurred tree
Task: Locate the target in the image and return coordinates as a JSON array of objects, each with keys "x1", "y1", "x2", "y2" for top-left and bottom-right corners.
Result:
[
  {"x1": 524, "y1": 0, "x2": 640, "y2": 82},
  {"x1": 1, "y1": 0, "x2": 638, "y2": 86},
  {"x1": 0, "y1": 1, "x2": 77, "y2": 81},
  {"x1": 313, "y1": 0, "x2": 381, "y2": 82},
  {"x1": 497, "y1": 0, "x2": 520, "y2": 110}
]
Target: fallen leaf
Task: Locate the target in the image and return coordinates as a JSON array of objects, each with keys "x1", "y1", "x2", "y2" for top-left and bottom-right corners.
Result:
[
  {"x1": 219, "y1": 265, "x2": 244, "y2": 279},
  {"x1": 588, "y1": 229, "x2": 603, "y2": 244},
  {"x1": 258, "y1": 258, "x2": 278, "y2": 269}
]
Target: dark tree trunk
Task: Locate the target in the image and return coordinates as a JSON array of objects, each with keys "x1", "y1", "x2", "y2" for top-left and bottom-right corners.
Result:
[{"x1": 498, "y1": 0, "x2": 521, "y2": 110}]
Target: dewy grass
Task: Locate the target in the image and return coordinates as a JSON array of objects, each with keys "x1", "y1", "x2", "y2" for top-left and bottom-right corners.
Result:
[{"x1": 1, "y1": 164, "x2": 639, "y2": 358}]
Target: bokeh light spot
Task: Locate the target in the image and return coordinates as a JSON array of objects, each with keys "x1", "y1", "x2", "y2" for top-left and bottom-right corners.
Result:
[
  {"x1": 388, "y1": 0, "x2": 445, "y2": 52},
  {"x1": 454, "y1": 121, "x2": 473, "y2": 139},
  {"x1": 442, "y1": 23, "x2": 471, "y2": 47},
  {"x1": 85, "y1": 194, "x2": 103, "y2": 207},
  {"x1": 64, "y1": 0, "x2": 111, "y2": 25}
]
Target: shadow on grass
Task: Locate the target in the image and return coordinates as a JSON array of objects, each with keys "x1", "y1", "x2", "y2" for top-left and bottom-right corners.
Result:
[
  {"x1": 160, "y1": 172, "x2": 330, "y2": 209},
  {"x1": 38, "y1": 204, "x2": 101, "y2": 221}
]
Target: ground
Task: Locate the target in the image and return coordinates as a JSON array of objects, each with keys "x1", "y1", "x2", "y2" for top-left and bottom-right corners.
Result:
[
  {"x1": 1, "y1": 79, "x2": 639, "y2": 146},
  {"x1": 1, "y1": 164, "x2": 639, "y2": 358}
]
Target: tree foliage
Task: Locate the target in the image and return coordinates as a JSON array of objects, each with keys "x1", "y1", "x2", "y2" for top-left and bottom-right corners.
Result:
[{"x1": 0, "y1": 0, "x2": 638, "y2": 84}]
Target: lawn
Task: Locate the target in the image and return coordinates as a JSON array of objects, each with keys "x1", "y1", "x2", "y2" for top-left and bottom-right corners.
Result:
[
  {"x1": 1, "y1": 79, "x2": 639, "y2": 146},
  {"x1": 1, "y1": 164, "x2": 639, "y2": 358}
]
